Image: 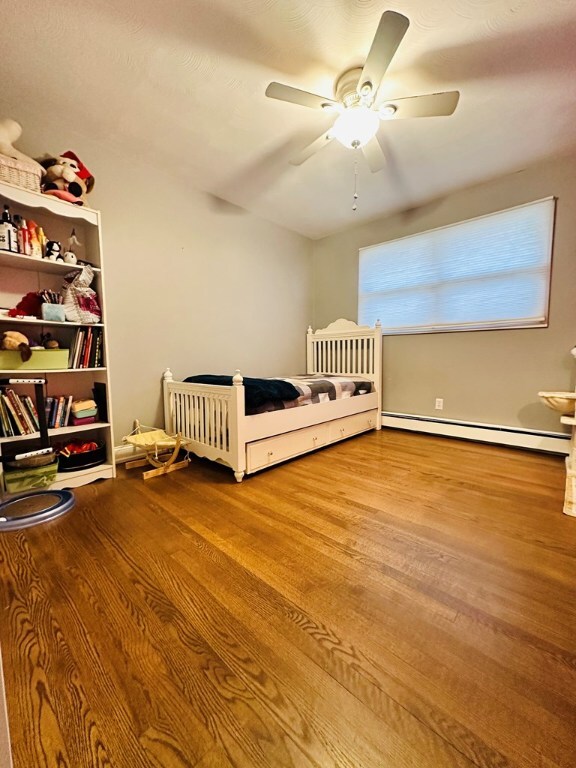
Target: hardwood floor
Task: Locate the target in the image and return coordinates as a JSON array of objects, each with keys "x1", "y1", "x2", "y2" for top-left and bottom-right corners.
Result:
[{"x1": 0, "y1": 429, "x2": 575, "y2": 768}]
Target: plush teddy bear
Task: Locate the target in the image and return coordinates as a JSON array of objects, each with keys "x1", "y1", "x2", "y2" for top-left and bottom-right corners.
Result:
[
  {"x1": 40, "y1": 332, "x2": 60, "y2": 349},
  {"x1": 37, "y1": 151, "x2": 94, "y2": 206},
  {"x1": 1, "y1": 330, "x2": 32, "y2": 361},
  {"x1": 0, "y1": 118, "x2": 44, "y2": 172}
]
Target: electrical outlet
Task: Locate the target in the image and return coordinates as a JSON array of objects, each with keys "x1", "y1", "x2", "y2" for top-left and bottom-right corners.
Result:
[{"x1": 435, "y1": 398, "x2": 444, "y2": 410}]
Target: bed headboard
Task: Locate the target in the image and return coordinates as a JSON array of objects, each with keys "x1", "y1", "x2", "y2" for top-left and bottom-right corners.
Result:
[{"x1": 306, "y1": 319, "x2": 382, "y2": 394}]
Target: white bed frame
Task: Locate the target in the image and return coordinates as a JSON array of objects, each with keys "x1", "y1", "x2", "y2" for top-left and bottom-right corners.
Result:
[{"x1": 163, "y1": 319, "x2": 382, "y2": 482}]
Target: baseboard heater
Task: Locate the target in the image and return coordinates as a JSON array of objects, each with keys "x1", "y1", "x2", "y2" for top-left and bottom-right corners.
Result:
[
  {"x1": 114, "y1": 443, "x2": 147, "y2": 464},
  {"x1": 381, "y1": 412, "x2": 570, "y2": 454}
]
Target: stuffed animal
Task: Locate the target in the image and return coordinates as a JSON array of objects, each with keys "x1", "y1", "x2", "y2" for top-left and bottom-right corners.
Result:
[
  {"x1": 1, "y1": 330, "x2": 32, "y2": 361},
  {"x1": 0, "y1": 118, "x2": 44, "y2": 172},
  {"x1": 37, "y1": 151, "x2": 94, "y2": 206},
  {"x1": 7, "y1": 291, "x2": 43, "y2": 319},
  {"x1": 40, "y1": 332, "x2": 60, "y2": 349}
]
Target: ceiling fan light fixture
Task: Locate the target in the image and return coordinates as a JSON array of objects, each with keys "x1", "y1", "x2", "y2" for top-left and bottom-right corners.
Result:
[
  {"x1": 379, "y1": 103, "x2": 397, "y2": 118},
  {"x1": 330, "y1": 105, "x2": 380, "y2": 149}
]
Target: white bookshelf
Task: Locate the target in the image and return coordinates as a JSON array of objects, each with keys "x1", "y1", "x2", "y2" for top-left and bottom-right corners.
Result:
[{"x1": 0, "y1": 180, "x2": 115, "y2": 491}]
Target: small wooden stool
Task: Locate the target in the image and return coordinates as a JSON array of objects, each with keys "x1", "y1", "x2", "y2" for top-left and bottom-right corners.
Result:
[{"x1": 123, "y1": 421, "x2": 190, "y2": 480}]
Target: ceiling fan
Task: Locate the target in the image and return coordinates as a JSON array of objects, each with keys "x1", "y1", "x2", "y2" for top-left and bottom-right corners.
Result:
[{"x1": 265, "y1": 11, "x2": 460, "y2": 172}]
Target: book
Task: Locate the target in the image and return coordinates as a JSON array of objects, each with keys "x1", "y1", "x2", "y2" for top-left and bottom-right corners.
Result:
[
  {"x1": 71, "y1": 415, "x2": 97, "y2": 426},
  {"x1": 2, "y1": 393, "x2": 25, "y2": 435},
  {"x1": 62, "y1": 394, "x2": 73, "y2": 427},
  {"x1": 0, "y1": 395, "x2": 13, "y2": 437},
  {"x1": 82, "y1": 327, "x2": 93, "y2": 369},
  {"x1": 23, "y1": 395, "x2": 40, "y2": 431},
  {"x1": 96, "y1": 330, "x2": 104, "y2": 367},
  {"x1": 13, "y1": 391, "x2": 36, "y2": 434},
  {"x1": 6, "y1": 389, "x2": 30, "y2": 434},
  {"x1": 89, "y1": 329, "x2": 101, "y2": 368},
  {"x1": 68, "y1": 329, "x2": 78, "y2": 368},
  {"x1": 52, "y1": 396, "x2": 64, "y2": 429},
  {"x1": 44, "y1": 396, "x2": 54, "y2": 428},
  {"x1": 72, "y1": 329, "x2": 85, "y2": 369},
  {"x1": 0, "y1": 397, "x2": 7, "y2": 437}
]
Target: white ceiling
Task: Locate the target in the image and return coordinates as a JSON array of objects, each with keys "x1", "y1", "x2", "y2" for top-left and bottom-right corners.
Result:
[{"x1": 2, "y1": 0, "x2": 576, "y2": 239}]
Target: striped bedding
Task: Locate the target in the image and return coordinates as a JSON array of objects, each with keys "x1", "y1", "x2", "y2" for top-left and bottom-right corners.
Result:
[{"x1": 248, "y1": 374, "x2": 374, "y2": 414}]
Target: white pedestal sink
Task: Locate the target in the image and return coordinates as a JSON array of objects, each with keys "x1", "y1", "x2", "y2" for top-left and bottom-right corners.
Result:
[{"x1": 539, "y1": 391, "x2": 576, "y2": 516}]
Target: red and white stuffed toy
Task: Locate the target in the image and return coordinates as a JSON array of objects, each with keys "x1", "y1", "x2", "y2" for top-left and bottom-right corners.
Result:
[{"x1": 37, "y1": 150, "x2": 95, "y2": 206}]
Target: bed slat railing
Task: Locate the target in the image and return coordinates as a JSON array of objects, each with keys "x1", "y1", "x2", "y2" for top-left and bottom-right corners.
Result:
[
  {"x1": 163, "y1": 368, "x2": 245, "y2": 477},
  {"x1": 164, "y1": 373, "x2": 234, "y2": 454},
  {"x1": 307, "y1": 328, "x2": 380, "y2": 379},
  {"x1": 306, "y1": 320, "x2": 382, "y2": 425}
]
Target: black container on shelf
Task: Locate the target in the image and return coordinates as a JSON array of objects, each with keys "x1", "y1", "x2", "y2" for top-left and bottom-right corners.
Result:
[{"x1": 57, "y1": 443, "x2": 106, "y2": 472}]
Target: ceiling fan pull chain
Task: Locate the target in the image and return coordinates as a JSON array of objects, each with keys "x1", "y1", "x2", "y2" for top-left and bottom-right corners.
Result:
[{"x1": 352, "y1": 157, "x2": 359, "y2": 211}]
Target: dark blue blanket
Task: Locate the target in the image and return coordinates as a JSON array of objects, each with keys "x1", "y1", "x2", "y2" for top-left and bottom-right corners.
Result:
[{"x1": 184, "y1": 375, "x2": 300, "y2": 410}]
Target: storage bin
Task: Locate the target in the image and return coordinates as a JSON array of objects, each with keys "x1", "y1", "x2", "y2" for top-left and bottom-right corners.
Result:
[
  {"x1": 0, "y1": 349, "x2": 70, "y2": 370},
  {"x1": 57, "y1": 442, "x2": 106, "y2": 472},
  {"x1": 0, "y1": 154, "x2": 42, "y2": 192},
  {"x1": 3, "y1": 457, "x2": 58, "y2": 493}
]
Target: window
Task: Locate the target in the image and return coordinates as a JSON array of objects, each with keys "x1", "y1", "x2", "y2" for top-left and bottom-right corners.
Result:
[{"x1": 358, "y1": 198, "x2": 555, "y2": 334}]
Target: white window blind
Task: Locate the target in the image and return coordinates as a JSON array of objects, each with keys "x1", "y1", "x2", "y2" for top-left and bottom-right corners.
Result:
[{"x1": 358, "y1": 197, "x2": 555, "y2": 334}]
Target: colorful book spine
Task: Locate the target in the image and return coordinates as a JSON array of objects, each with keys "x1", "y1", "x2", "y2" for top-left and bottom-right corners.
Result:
[
  {"x1": 82, "y1": 328, "x2": 93, "y2": 369},
  {"x1": 0, "y1": 395, "x2": 13, "y2": 437},
  {"x1": 6, "y1": 389, "x2": 32, "y2": 434},
  {"x1": 71, "y1": 415, "x2": 97, "y2": 426},
  {"x1": 52, "y1": 397, "x2": 63, "y2": 429},
  {"x1": 63, "y1": 395, "x2": 73, "y2": 427},
  {"x1": 16, "y1": 393, "x2": 36, "y2": 434},
  {"x1": 23, "y1": 395, "x2": 40, "y2": 431},
  {"x1": 3, "y1": 393, "x2": 25, "y2": 435},
  {"x1": 71, "y1": 329, "x2": 85, "y2": 369},
  {"x1": 44, "y1": 396, "x2": 54, "y2": 428}
]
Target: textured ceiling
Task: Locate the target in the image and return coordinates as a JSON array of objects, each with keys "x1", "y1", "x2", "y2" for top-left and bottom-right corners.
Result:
[{"x1": 1, "y1": 0, "x2": 576, "y2": 238}]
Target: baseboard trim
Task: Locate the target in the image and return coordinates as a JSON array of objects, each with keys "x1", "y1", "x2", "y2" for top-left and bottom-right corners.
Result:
[
  {"x1": 115, "y1": 417, "x2": 570, "y2": 460},
  {"x1": 114, "y1": 444, "x2": 147, "y2": 464},
  {"x1": 381, "y1": 412, "x2": 570, "y2": 454}
]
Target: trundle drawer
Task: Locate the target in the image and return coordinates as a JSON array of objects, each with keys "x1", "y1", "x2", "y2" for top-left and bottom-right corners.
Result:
[
  {"x1": 247, "y1": 423, "x2": 329, "y2": 472},
  {"x1": 328, "y1": 410, "x2": 378, "y2": 443}
]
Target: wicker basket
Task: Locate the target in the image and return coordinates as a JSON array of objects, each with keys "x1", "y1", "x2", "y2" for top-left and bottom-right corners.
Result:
[{"x1": 0, "y1": 153, "x2": 42, "y2": 192}]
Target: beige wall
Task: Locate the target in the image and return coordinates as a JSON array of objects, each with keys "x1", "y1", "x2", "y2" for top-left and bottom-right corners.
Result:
[
  {"x1": 312, "y1": 152, "x2": 576, "y2": 433},
  {"x1": 88, "y1": 154, "x2": 312, "y2": 444}
]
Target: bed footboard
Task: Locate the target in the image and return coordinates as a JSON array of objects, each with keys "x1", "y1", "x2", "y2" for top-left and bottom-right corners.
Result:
[{"x1": 163, "y1": 368, "x2": 247, "y2": 481}]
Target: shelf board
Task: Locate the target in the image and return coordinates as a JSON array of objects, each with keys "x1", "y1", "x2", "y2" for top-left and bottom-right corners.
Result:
[
  {"x1": 0, "y1": 180, "x2": 99, "y2": 225},
  {"x1": 51, "y1": 463, "x2": 115, "y2": 490},
  {"x1": 0, "y1": 367, "x2": 106, "y2": 374},
  {"x1": 560, "y1": 416, "x2": 576, "y2": 425},
  {"x1": 0, "y1": 250, "x2": 100, "y2": 273},
  {"x1": 0, "y1": 422, "x2": 111, "y2": 443},
  {"x1": 0, "y1": 315, "x2": 104, "y2": 328}
]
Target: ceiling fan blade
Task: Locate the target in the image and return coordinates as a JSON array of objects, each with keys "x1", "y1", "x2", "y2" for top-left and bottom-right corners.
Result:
[
  {"x1": 358, "y1": 11, "x2": 410, "y2": 97},
  {"x1": 362, "y1": 136, "x2": 386, "y2": 173},
  {"x1": 379, "y1": 91, "x2": 460, "y2": 119},
  {"x1": 290, "y1": 131, "x2": 335, "y2": 166},
  {"x1": 265, "y1": 82, "x2": 338, "y2": 110}
]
